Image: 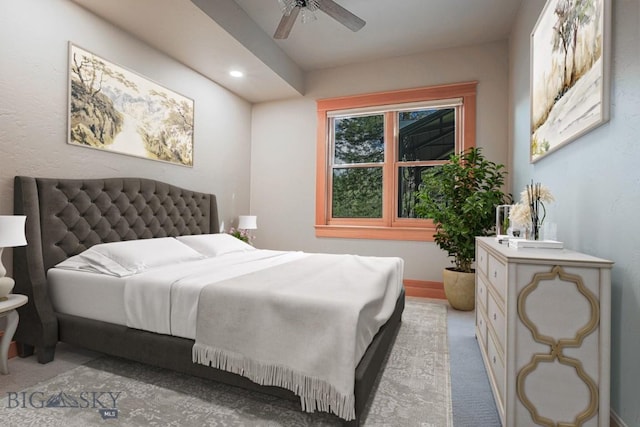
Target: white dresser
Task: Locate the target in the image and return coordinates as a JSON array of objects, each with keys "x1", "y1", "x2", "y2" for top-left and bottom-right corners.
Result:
[{"x1": 475, "y1": 237, "x2": 613, "y2": 426}]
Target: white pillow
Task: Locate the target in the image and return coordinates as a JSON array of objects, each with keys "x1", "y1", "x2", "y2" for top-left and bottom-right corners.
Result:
[
  {"x1": 176, "y1": 233, "x2": 255, "y2": 257},
  {"x1": 55, "y1": 237, "x2": 206, "y2": 277}
]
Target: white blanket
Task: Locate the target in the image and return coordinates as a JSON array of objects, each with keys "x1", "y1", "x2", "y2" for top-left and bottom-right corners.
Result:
[
  {"x1": 191, "y1": 253, "x2": 404, "y2": 421},
  {"x1": 124, "y1": 250, "x2": 307, "y2": 338}
]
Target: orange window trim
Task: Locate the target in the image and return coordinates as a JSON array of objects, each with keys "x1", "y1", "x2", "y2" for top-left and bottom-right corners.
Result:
[{"x1": 316, "y1": 81, "x2": 477, "y2": 241}]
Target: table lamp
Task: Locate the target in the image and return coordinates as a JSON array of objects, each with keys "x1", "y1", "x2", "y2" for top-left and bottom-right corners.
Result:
[
  {"x1": 237, "y1": 215, "x2": 257, "y2": 231},
  {"x1": 238, "y1": 215, "x2": 257, "y2": 244},
  {"x1": 0, "y1": 215, "x2": 27, "y2": 301}
]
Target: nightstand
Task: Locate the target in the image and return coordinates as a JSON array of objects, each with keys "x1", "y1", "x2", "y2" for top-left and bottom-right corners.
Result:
[{"x1": 0, "y1": 294, "x2": 28, "y2": 374}]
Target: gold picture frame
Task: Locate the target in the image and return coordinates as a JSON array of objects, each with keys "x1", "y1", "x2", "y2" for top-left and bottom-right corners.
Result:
[
  {"x1": 530, "y1": 0, "x2": 611, "y2": 162},
  {"x1": 68, "y1": 43, "x2": 194, "y2": 167}
]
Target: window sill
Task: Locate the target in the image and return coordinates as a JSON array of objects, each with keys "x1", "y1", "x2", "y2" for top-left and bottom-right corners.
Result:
[{"x1": 315, "y1": 225, "x2": 435, "y2": 241}]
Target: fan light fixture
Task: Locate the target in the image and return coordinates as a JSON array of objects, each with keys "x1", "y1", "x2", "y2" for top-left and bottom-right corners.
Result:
[
  {"x1": 278, "y1": 0, "x2": 319, "y2": 23},
  {"x1": 274, "y1": 0, "x2": 365, "y2": 39}
]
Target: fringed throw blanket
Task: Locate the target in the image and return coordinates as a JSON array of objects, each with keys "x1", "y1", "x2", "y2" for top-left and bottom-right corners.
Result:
[{"x1": 192, "y1": 253, "x2": 404, "y2": 421}]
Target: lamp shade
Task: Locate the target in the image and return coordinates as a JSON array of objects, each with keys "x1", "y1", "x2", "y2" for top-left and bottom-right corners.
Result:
[
  {"x1": 0, "y1": 215, "x2": 27, "y2": 247},
  {"x1": 238, "y1": 215, "x2": 257, "y2": 230}
]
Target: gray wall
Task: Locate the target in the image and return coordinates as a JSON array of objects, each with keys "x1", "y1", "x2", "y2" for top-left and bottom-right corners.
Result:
[
  {"x1": 250, "y1": 41, "x2": 510, "y2": 282},
  {"x1": 0, "y1": 0, "x2": 253, "y2": 274},
  {"x1": 509, "y1": 0, "x2": 640, "y2": 425}
]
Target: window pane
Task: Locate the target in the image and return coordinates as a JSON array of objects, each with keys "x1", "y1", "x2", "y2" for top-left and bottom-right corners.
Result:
[
  {"x1": 398, "y1": 165, "x2": 437, "y2": 218},
  {"x1": 332, "y1": 167, "x2": 382, "y2": 218},
  {"x1": 398, "y1": 108, "x2": 455, "y2": 161},
  {"x1": 333, "y1": 115, "x2": 384, "y2": 164}
]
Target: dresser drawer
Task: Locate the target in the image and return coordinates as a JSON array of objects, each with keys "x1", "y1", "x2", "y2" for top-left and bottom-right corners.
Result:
[
  {"x1": 487, "y1": 254, "x2": 507, "y2": 301},
  {"x1": 487, "y1": 331, "x2": 506, "y2": 405},
  {"x1": 487, "y1": 291, "x2": 506, "y2": 353},
  {"x1": 477, "y1": 243, "x2": 488, "y2": 276},
  {"x1": 476, "y1": 309, "x2": 487, "y2": 350},
  {"x1": 477, "y1": 275, "x2": 489, "y2": 310}
]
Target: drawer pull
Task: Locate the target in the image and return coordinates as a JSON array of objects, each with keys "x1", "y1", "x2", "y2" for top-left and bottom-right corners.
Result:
[
  {"x1": 493, "y1": 356, "x2": 496, "y2": 364},
  {"x1": 493, "y1": 271, "x2": 497, "y2": 278},
  {"x1": 493, "y1": 313, "x2": 497, "y2": 321}
]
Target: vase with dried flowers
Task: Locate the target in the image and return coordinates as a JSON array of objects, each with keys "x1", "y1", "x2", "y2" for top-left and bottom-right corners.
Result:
[{"x1": 509, "y1": 182, "x2": 554, "y2": 240}]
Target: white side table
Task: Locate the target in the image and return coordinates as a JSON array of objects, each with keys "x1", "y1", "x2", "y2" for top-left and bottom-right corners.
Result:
[{"x1": 0, "y1": 294, "x2": 28, "y2": 374}]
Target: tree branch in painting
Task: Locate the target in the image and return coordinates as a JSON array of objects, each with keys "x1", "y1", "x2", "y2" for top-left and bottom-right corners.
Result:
[
  {"x1": 140, "y1": 91, "x2": 194, "y2": 166},
  {"x1": 70, "y1": 52, "x2": 125, "y2": 147}
]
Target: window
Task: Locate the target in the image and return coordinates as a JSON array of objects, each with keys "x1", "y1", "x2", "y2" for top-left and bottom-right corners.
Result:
[{"x1": 315, "y1": 82, "x2": 477, "y2": 241}]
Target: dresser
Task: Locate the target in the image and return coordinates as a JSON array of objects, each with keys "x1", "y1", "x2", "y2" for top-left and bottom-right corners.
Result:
[{"x1": 475, "y1": 237, "x2": 613, "y2": 426}]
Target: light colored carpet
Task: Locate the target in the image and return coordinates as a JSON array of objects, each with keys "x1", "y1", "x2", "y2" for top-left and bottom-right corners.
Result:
[{"x1": 0, "y1": 298, "x2": 451, "y2": 426}]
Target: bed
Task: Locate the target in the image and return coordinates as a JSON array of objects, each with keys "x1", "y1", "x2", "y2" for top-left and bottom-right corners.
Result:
[{"x1": 12, "y1": 176, "x2": 405, "y2": 426}]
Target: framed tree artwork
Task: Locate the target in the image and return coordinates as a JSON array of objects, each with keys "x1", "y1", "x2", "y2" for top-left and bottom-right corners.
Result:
[
  {"x1": 530, "y1": 0, "x2": 610, "y2": 162},
  {"x1": 68, "y1": 43, "x2": 194, "y2": 167}
]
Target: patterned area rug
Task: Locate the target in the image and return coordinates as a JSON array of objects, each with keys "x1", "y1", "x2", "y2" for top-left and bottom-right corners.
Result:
[{"x1": 0, "y1": 299, "x2": 451, "y2": 426}]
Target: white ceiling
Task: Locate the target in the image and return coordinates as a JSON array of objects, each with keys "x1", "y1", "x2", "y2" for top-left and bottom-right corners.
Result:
[
  {"x1": 234, "y1": 0, "x2": 521, "y2": 70},
  {"x1": 71, "y1": 0, "x2": 522, "y2": 103}
]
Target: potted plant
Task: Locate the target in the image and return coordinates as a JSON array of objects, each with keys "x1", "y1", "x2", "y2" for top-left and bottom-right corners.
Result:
[{"x1": 415, "y1": 147, "x2": 508, "y2": 310}]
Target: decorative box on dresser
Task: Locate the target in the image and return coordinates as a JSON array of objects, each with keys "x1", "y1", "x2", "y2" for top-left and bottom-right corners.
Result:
[{"x1": 475, "y1": 237, "x2": 613, "y2": 427}]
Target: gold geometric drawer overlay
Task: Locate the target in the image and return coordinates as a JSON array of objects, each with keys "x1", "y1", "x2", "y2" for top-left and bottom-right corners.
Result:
[{"x1": 516, "y1": 265, "x2": 599, "y2": 427}]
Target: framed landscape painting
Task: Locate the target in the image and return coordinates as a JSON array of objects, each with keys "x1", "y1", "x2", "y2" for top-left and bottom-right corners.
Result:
[
  {"x1": 68, "y1": 43, "x2": 194, "y2": 167},
  {"x1": 530, "y1": 0, "x2": 610, "y2": 162}
]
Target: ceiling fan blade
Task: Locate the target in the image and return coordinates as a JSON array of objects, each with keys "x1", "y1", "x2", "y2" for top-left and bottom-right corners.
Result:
[
  {"x1": 317, "y1": 0, "x2": 366, "y2": 32},
  {"x1": 274, "y1": 6, "x2": 301, "y2": 39}
]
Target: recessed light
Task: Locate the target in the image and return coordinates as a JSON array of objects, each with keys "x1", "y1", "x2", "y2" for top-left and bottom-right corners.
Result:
[{"x1": 229, "y1": 70, "x2": 244, "y2": 78}]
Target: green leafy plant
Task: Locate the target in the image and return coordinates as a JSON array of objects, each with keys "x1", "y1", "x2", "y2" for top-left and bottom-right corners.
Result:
[{"x1": 415, "y1": 147, "x2": 508, "y2": 273}]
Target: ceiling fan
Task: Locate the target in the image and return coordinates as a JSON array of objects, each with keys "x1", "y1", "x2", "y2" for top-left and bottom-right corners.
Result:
[{"x1": 274, "y1": 0, "x2": 366, "y2": 39}]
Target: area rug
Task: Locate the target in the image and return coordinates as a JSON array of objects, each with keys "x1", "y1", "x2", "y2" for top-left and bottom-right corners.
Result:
[{"x1": 0, "y1": 299, "x2": 451, "y2": 426}]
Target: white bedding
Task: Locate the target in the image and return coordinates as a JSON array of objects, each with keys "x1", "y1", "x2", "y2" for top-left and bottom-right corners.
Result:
[
  {"x1": 49, "y1": 249, "x2": 308, "y2": 339},
  {"x1": 48, "y1": 268, "x2": 128, "y2": 325}
]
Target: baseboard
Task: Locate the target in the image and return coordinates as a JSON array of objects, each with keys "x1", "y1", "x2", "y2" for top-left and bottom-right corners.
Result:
[
  {"x1": 610, "y1": 409, "x2": 628, "y2": 427},
  {"x1": 0, "y1": 330, "x2": 18, "y2": 359},
  {"x1": 404, "y1": 279, "x2": 446, "y2": 299}
]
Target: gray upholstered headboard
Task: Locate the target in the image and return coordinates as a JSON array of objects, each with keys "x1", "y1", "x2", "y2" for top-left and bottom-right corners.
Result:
[
  {"x1": 12, "y1": 176, "x2": 219, "y2": 353},
  {"x1": 15, "y1": 176, "x2": 219, "y2": 270}
]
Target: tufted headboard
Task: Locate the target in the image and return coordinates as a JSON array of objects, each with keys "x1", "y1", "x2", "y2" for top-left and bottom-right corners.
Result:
[{"x1": 12, "y1": 176, "x2": 219, "y2": 353}]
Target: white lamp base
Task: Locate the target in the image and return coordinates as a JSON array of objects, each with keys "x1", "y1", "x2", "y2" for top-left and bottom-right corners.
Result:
[{"x1": 0, "y1": 276, "x2": 14, "y2": 301}]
